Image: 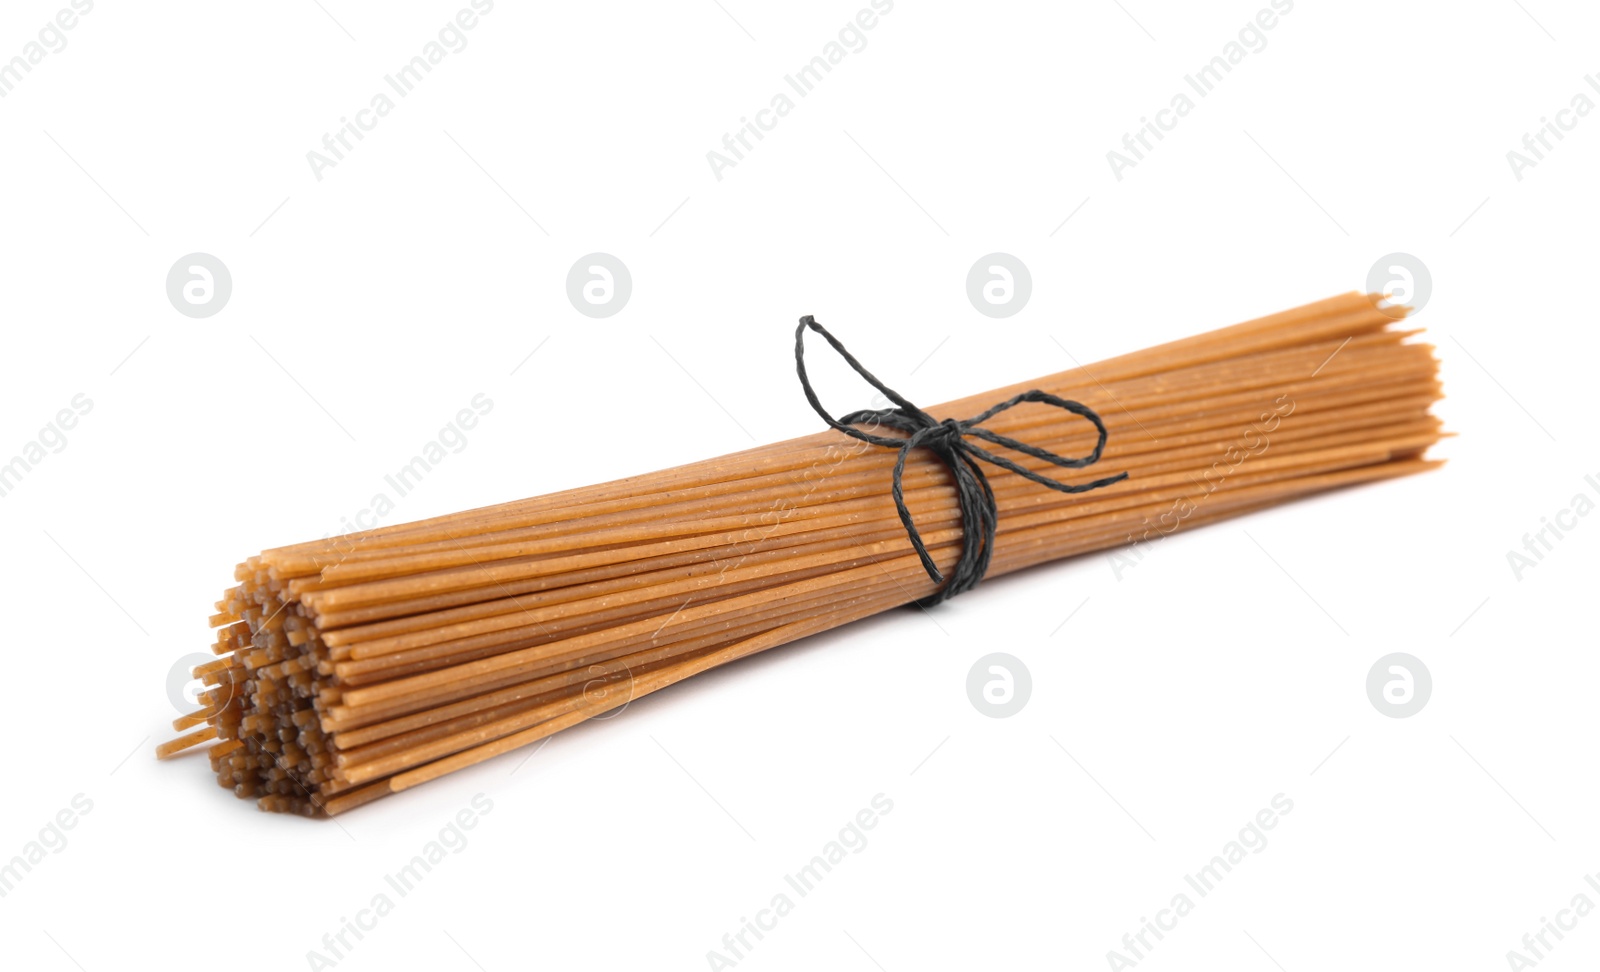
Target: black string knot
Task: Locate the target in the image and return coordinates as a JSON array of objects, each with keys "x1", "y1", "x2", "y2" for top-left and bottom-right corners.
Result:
[{"x1": 795, "y1": 315, "x2": 1129, "y2": 606}]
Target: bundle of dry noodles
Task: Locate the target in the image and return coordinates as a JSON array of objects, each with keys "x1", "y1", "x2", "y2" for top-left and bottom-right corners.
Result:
[{"x1": 159, "y1": 292, "x2": 1443, "y2": 815}]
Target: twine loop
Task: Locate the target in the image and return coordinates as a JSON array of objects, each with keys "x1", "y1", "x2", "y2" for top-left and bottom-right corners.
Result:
[{"x1": 795, "y1": 315, "x2": 1129, "y2": 606}]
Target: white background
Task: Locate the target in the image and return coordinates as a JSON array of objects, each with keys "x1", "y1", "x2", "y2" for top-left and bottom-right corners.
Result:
[{"x1": 1, "y1": 1, "x2": 1596, "y2": 969}]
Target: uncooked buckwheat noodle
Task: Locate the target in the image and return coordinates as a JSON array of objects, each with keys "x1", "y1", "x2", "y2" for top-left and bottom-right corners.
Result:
[{"x1": 158, "y1": 293, "x2": 1445, "y2": 816}]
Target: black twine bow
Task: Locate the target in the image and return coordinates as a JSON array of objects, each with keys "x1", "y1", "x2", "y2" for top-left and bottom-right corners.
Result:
[{"x1": 795, "y1": 315, "x2": 1129, "y2": 606}]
